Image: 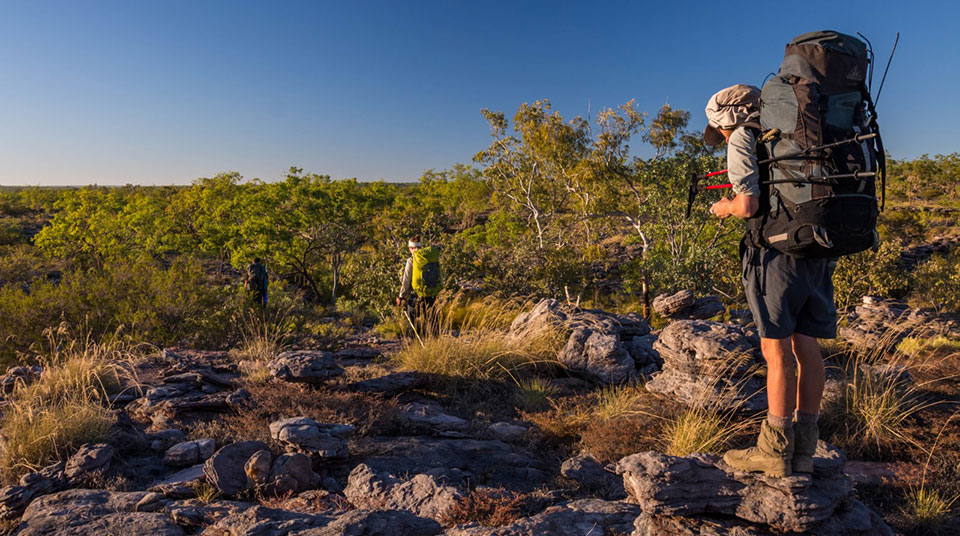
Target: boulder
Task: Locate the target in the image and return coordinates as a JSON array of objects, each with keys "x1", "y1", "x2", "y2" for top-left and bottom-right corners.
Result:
[
  {"x1": 617, "y1": 444, "x2": 893, "y2": 535},
  {"x1": 270, "y1": 350, "x2": 344, "y2": 384},
  {"x1": 269, "y1": 417, "x2": 355, "y2": 458},
  {"x1": 270, "y1": 453, "x2": 321, "y2": 494},
  {"x1": 64, "y1": 443, "x2": 114, "y2": 479},
  {"x1": 446, "y1": 499, "x2": 641, "y2": 536},
  {"x1": 0, "y1": 485, "x2": 32, "y2": 520},
  {"x1": 654, "y1": 291, "x2": 725, "y2": 320},
  {"x1": 356, "y1": 436, "x2": 549, "y2": 492},
  {"x1": 244, "y1": 449, "x2": 274, "y2": 487},
  {"x1": 510, "y1": 299, "x2": 656, "y2": 385},
  {"x1": 646, "y1": 320, "x2": 766, "y2": 412},
  {"x1": 560, "y1": 455, "x2": 625, "y2": 499},
  {"x1": 0, "y1": 365, "x2": 41, "y2": 394},
  {"x1": 344, "y1": 464, "x2": 462, "y2": 522},
  {"x1": 17, "y1": 489, "x2": 183, "y2": 536},
  {"x1": 204, "y1": 440, "x2": 270, "y2": 496},
  {"x1": 653, "y1": 290, "x2": 696, "y2": 317},
  {"x1": 150, "y1": 464, "x2": 206, "y2": 497},
  {"x1": 163, "y1": 438, "x2": 216, "y2": 467}
]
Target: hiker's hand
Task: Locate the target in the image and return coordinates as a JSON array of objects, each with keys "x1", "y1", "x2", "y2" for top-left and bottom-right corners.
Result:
[
  {"x1": 710, "y1": 198, "x2": 732, "y2": 219},
  {"x1": 396, "y1": 297, "x2": 401, "y2": 306}
]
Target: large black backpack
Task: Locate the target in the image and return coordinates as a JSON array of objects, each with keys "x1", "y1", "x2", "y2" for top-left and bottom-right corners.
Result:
[{"x1": 749, "y1": 30, "x2": 885, "y2": 258}]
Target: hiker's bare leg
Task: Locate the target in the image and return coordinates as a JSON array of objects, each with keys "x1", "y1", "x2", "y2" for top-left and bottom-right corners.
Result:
[
  {"x1": 760, "y1": 338, "x2": 797, "y2": 419},
  {"x1": 792, "y1": 334, "x2": 825, "y2": 415}
]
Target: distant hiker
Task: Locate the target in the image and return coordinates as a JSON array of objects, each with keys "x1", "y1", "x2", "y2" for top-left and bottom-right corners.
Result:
[
  {"x1": 245, "y1": 257, "x2": 269, "y2": 306},
  {"x1": 396, "y1": 237, "x2": 442, "y2": 332},
  {"x1": 703, "y1": 83, "x2": 835, "y2": 478}
]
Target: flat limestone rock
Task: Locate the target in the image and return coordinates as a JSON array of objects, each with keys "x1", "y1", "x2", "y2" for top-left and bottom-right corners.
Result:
[
  {"x1": 270, "y1": 350, "x2": 345, "y2": 384},
  {"x1": 345, "y1": 372, "x2": 424, "y2": 396},
  {"x1": 616, "y1": 444, "x2": 892, "y2": 535},
  {"x1": 560, "y1": 455, "x2": 626, "y2": 499},
  {"x1": 356, "y1": 436, "x2": 549, "y2": 492},
  {"x1": 446, "y1": 499, "x2": 641, "y2": 536},
  {"x1": 298, "y1": 509, "x2": 442, "y2": 536},
  {"x1": 201, "y1": 504, "x2": 331, "y2": 535},
  {"x1": 17, "y1": 489, "x2": 183, "y2": 536}
]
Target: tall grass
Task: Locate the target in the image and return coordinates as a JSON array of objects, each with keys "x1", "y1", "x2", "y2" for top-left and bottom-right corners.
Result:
[
  {"x1": 901, "y1": 411, "x2": 960, "y2": 534},
  {"x1": 391, "y1": 294, "x2": 564, "y2": 381},
  {"x1": 0, "y1": 325, "x2": 138, "y2": 482},
  {"x1": 232, "y1": 305, "x2": 295, "y2": 363},
  {"x1": 824, "y1": 329, "x2": 940, "y2": 458}
]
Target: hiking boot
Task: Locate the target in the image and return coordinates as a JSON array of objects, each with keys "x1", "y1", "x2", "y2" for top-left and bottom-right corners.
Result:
[
  {"x1": 722, "y1": 420, "x2": 794, "y2": 477},
  {"x1": 792, "y1": 421, "x2": 819, "y2": 474}
]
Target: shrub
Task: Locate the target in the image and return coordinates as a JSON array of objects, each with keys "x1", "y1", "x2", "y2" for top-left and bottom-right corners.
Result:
[
  {"x1": 440, "y1": 488, "x2": 526, "y2": 528},
  {"x1": 832, "y1": 240, "x2": 909, "y2": 311},
  {"x1": 911, "y1": 251, "x2": 960, "y2": 312}
]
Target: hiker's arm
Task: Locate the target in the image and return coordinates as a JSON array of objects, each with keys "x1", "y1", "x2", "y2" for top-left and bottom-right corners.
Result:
[
  {"x1": 398, "y1": 258, "x2": 412, "y2": 298},
  {"x1": 712, "y1": 127, "x2": 761, "y2": 219},
  {"x1": 711, "y1": 194, "x2": 759, "y2": 219}
]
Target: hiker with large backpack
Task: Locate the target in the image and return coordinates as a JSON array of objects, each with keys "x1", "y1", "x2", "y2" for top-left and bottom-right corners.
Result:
[
  {"x1": 703, "y1": 31, "x2": 884, "y2": 478},
  {"x1": 245, "y1": 257, "x2": 269, "y2": 306},
  {"x1": 396, "y1": 237, "x2": 442, "y2": 333}
]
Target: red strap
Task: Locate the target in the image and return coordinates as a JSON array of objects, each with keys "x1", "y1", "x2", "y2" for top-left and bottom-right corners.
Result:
[{"x1": 704, "y1": 183, "x2": 733, "y2": 190}]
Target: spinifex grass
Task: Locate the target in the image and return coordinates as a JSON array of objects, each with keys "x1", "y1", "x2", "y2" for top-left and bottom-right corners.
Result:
[
  {"x1": 233, "y1": 305, "x2": 295, "y2": 363},
  {"x1": 825, "y1": 328, "x2": 941, "y2": 458},
  {"x1": 391, "y1": 294, "x2": 563, "y2": 381},
  {"x1": 662, "y1": 407, "x2": 755, "y2": 457},
  {"x1": 0, "y1": 325, "x2": 138, "y2": 482}
]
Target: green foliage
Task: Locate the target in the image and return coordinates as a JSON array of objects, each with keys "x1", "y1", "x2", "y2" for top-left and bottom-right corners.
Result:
[
  {"x1": 0, "y1": 257, "x2": 241, "y2": 365},
  {"x1": 832, "y1": 240, "x2": 909, "y2": 310},
  {"x1": 911, "y1": 251, "x2": 960, "y2": 312}
]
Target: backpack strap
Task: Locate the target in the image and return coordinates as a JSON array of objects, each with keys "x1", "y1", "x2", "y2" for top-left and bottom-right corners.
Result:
[{"x1": 744, "y1": 127, "x2": 771, "y2": 249}]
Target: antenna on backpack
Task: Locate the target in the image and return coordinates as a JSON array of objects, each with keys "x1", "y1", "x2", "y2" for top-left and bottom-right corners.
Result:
[
  {"x1": 856, "y1": 32, "x2": 875, "y2": 94},
  {"x1": 875, "y1": 32, "x2": 900, "y2": 106}
]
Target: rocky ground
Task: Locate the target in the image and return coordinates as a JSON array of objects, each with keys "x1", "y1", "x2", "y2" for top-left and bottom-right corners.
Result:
[{"x1": 0, "y1": 296, "x2": 957, "y2": 535}]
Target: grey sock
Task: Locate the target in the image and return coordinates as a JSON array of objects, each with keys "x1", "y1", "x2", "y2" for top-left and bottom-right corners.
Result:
[
  {"x1": 796, "y1": 410, "x2": 820, "y2": 424},
  {"x1": 767, "y1": 413, "x2": 793, "y2": 429}
]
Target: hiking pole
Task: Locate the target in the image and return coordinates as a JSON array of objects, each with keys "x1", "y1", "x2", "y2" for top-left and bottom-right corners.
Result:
[
  {"x1": 685, "y1": 132, "x2": 878, "y2": 217},
  {"x1": 399, "y1": 300, "x2": 425, "y2": 348}
]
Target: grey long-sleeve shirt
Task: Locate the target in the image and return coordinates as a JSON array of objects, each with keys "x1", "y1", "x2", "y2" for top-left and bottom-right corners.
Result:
[
  {"x1": 727, "y1": 126, "x2": 761, "y2": 198},
  {"x1": 399, "y1": 257, "x2": 413, "y2": 298}
]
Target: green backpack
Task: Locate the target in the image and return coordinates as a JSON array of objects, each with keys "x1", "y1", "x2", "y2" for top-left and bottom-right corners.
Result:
[{"x1": 412, "y1": 246, "x2": 442, "y2": 298}]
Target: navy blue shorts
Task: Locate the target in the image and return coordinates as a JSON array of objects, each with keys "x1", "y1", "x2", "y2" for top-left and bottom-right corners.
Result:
[{"x1": 741, "y1": 243, "x2": 837, "y2": 340}]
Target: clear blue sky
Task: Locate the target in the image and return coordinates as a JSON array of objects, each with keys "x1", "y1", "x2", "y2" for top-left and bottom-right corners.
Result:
[{"x1": 0, "y1": 0, "x2": 955, "y2": 185}]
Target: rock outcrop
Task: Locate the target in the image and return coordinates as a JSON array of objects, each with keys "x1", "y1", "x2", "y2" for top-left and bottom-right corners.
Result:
[
  {"x1": 646, "y1": 320, "x2": 766, "y2": 412},
  {"x1": 355, "y1": 436, "x2": 549, "y2": 492},
  {"x1": 204, "y1": 440, "x2": 271, "y2": 496},
  {"x1": 510, "y1": 299, "x2": 659, "y2": 384},
  {"x1": 560, "y1": 454, "x2": 626, "y2": 499},
  {"x1": 163, "y1": 438, "x2": 216, "y2": 467},
  {"x1": 344, "y1": 464, "x2": 462, "y2": 522},
  {"x1": 447, "y1": 499, "x2": 641, "y2": 536},
  {"x1": 17, "y1": 489, "x2": 183, "y2": 536},
  {"x1": 840, "y1": 296, "x2": 960, "y2": 349},
  {"x1": 617, "y1": 443, "x2": 893, "y2": 535},
  {"x1": 653, "y1": 290, "x2": 725, "y2": 320},
  {"x1": 270, "y1": 350, "x2": 344, "y2": 384},
  {"x1": 64, "y1": 443, "x2": 114, "y2": 479},
  {"x1": 269, "y1": 417, "x2": 355, "y2": 458}
]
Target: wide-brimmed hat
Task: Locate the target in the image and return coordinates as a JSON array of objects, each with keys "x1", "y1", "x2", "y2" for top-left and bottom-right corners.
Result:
[{"x1": 703, "y1": 84, "x2": 761, "y2": 146}]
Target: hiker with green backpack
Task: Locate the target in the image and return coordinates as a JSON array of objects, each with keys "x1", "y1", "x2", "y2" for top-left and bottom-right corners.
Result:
[
  {"x1": 703, "y1": 31, "x2": 885, "y2": 478},
  {"x1": 396, "y1": 237, "x2": 442, "y2": 332},
  {"x1": 245, "y1": 257, "x2": 269, "y2": 306}
]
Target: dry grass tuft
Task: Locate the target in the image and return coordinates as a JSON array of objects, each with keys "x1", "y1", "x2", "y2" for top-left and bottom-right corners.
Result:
[
  {"x1": 440, "y1": 488, "x2": 526, "y2": 528},
  {"x1": 391, "y1": 294, "x2": 563, "y2": 382},
  {"x1": 0, "y1": 325, "x2": 138, "y2": 482},
  {"x1": 661, "y1": 407, "x2": 753, "y2": 457},
  {"x1": 232, "y1": 306, "x2": 295, "y2": 362},
  {"x1": 825, "y1": 331, "x2": 940, "y2": 458}
]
